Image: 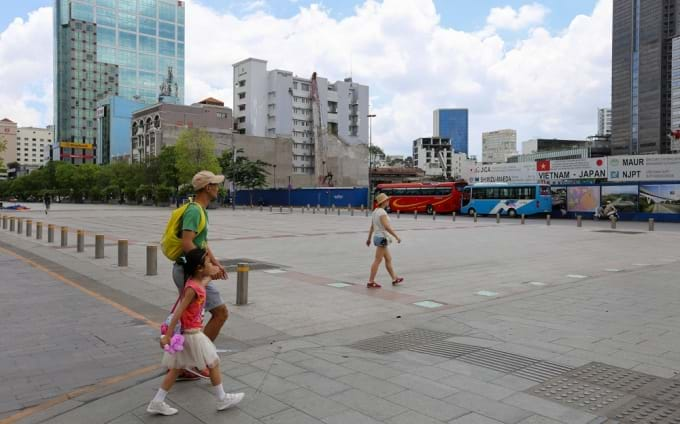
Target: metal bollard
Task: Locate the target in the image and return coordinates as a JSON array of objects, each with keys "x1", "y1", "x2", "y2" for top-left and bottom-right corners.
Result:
[
  {"x1": 649, "y1": 218, "x2": 655, "y2": 231},
  {"x1": 496, "y1": 213, "x2": 500, "y2": 224},
  {"x1": 325, "y1": 208, "x2": 328, "y2": 215},
  {"x1": 1, "y1": 215, "x2": 6, "y2": 230},
  {"x1": 77, "y1": 230, "x2": 85, "y2": 252},
  {"x1": 414, "y1": 210, "x2": 418, "y2": 220},
  {"x1": 546, "y1": 214, "x2": 551, "y2": 226},
  {"x1": 47, "y1": 224, "x2": 54, "y2": 243},
  {"x1": 269, "y1": 205, "x2": 272, "y2": 212},
  {"x1": 433, "y1": 211, "x2": 436, "y2": 221},
  {"x1": 610, "y1": 217, "x2": 617, "y2": 229},
  {"x1": 60, "y1": 226, "x2": 68, "y2": 247},
  {"x1": 95, "y1": 234, "x2": 105, "y2": 259},
  {"x1": 577, "y1": 215, "x2": 582, "y2": 228},
  {"x1": 351, "y1": 208, "x2": 354, "y2": 216},
  {"x1": 474, "y1": 212, "x2": 478, "y2": 223},
  {"x1": 365, "y1": 209, "x2": 369, "y2": 217},
  {"x1": 259, "y1": 205, "x2": 263, "y2": 212},
  {"x1": 26, "y1": 220, "x2": 32, "y2": 237},
  {"x1": 118, "y1": 240, "x2": 128, "y2": 267},
  {"x1": 313, "y1": 208, "x2": 316, "y2": 214},
  {"x1": 9, "y1": 217, "x2": 15, "y2": 232},
  {"x1": 452, "y1": 212, "x2": 456, "y2": 222},
  {"x1": 17, "y1": 218, "x2": 23, "y2": 234},
  {"x1": 302, "y1": 207, "x2": 305, "y2": 214},
  {"x1": 397, "y1": 210, "x2": 400, "y2": 219},
  {"x1": 36, "y1": 222, "x2": 43, "y2": 240},
  {"x1": 236, "y1": 262, "x2": 249, "y2": 305},
  {"x1": 521, "y1": 214, "x2": 525, "y2": 225},
  {"x1": 279, "y1": 206, "x2": 282, "y2": 213},
  {"x1": 337, "y1": 208, "x2": 340, "y2": 216},
  {"x1": 146, "y1": 245, "x2": 157, "y2": 276},
  {"x1": 332, "y1": 204, "x2": 335, "y2": 211}
]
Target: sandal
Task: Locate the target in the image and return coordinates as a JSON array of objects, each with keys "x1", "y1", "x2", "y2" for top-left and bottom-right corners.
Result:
[
  {"x1": 366, "y1": 282, "x2": 382, "y2": 288},
  {"x1": 392, "y1": 277, "x2": 404, "y2": 286}
]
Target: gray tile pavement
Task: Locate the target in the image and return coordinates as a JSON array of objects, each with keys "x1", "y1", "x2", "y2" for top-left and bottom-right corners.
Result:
[{"x1": 2, "y1": 204, "x2": 680, "y2": 423}]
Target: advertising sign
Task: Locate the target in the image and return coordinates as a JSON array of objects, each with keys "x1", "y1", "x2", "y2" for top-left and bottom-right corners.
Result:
[
  {"x1": 61, "y1": 153, "x2": 95, "y2": 159},
  {"x1": 60, "y1": 142, "x2": 94, "y2": 150},
  {"x1": 536, "y1": 158, "x2": 607, "y2": 183},
  {"x1": 471, "y1": 162, "x2": 534, "y2": 183},
  {"x1": 608, "y1": 154, "x2": 680, "y2": 182}
]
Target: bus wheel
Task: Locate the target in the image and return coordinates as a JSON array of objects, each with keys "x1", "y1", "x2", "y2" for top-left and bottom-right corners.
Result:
[
  {"x1": 468, "y1": 208, "x2": 476, "y2": 217},
  {"x1": 507, "y1": 208, "x2": 517, "y2": 218},
  {"x1": 426, "y1": 205, "x2": 434, "y2": 215}
]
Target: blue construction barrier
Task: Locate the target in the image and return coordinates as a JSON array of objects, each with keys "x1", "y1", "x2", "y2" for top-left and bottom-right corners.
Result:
[{"x1": 235, "y1": 187, "x2": 369, "y2": 208}]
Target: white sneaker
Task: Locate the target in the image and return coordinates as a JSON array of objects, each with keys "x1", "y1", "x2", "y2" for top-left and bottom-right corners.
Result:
[
  {"x1": 217, "y1": 392, "x2": 244, "y2": 411},
  {"x1": 147, "y1": 400, "x2": 178, "y2": 416}
]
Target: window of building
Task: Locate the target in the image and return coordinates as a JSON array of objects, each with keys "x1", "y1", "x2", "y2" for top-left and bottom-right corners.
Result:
[
  {"x1": 238, "y1": 80, "x2": 246, "y2": 87},
  {"x1": 139, "y1": 35, "x2": 156, "y2": 53},
  {"x1": 139, "y1": 54, "x2": 156, "y2": 71},
  {"x1": 177, "y1": 25, "x2": 185, "y2": 42},
  {"x1": 159, "y1": 39, "x2": 175, "y2": 56},
  {"x1": 117, "y1": 11, "x2": 137, "y2": 32},
  {"x1": 72, "y1": 3, "x2": 94, "y2": 22},
  {"x1": 119, "y1": 31, "x2": 137, "y2": 50},
  {"x1": 140, "y1": 0, "x2": 156, "y2": 17},
  {"x1": 159, "y1": 2, "x2": 176, "y2": 22},
  {"x1": 159, "y1": 21, "x2": 175, "y2": 39},
  {"x1": 238, "y1": 105, "x2": 245, "y2": 111},
  {"x1": 238, "y1": 92, "x2": 245, "y2": 99},
  {"x1": 216, "y1": 112, "x2": 229, "y2": 119},
  {"x1": 301, "y1": 83, "x2": 310, "y2": 91},
  {"x1": 238, "y1": 117, "x2": 245, "y2": 123},
  {"x1": 139, "y1": 17, "x2": 157, "y2": 36}
]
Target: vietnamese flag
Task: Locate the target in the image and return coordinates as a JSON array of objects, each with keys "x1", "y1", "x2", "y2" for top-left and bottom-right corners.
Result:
[{"x1": 537, "y1": 160, "x2": 551, "y2": 171}]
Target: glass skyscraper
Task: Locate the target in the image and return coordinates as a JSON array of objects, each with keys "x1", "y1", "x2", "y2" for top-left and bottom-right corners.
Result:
[
  {"x1": 54, "y1": 0, "x2": 185, "y2": 163},
  {"x1": 433, "y1": 109, "x2": 468, "y2": 155}
]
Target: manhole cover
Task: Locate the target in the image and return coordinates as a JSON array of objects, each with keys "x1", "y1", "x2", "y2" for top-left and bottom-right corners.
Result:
[
  {"x1": 349, "y1": 329, "x2": 454, "y2": 354},
  {"x1": 528, "y1": 377, "x2": 634, "y2": 415},
  {"x1": 218, "y1": 258, "x2": 286, "y2": 271},
  {"x1": 608, "y1": 398, "x2": 680, "y2": 424},
  {"x1": 567, "y1": 362, "x2": 660, "y2": 394}
]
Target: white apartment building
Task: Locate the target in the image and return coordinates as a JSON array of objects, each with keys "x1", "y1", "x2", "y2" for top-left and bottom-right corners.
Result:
[
  {"x1": 413, "y1": 137, "x2": 452, "y2": 177},
  {"x1": 482, "y1": 129, "x2": 517, "y2": 163},
  {"x1": 597, "y1": 107, "x2": 612, "y2": 136},
  {"x1": 451, "y1": 152, "x2": 476, "y2": 180},
  {"x1": 232, "y1": 58, "x2": 369, "y2": 175},
  {"x1": 16, "y1": 126, "x2": 53, "y2": 166}
]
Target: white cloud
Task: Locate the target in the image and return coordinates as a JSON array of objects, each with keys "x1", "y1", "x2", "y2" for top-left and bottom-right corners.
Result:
[
  {"x1": 0, "y1": 7, "x2": 53, "y2": 128},
  {"x1": 486, "y1": 3, "x2": 549, "y2": 31},
  {"x1": 0, "y1": 0, "x2": 612, "y2": 159}
]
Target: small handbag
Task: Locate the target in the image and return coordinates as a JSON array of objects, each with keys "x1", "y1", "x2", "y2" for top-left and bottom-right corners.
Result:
[{"x1": 160, "y1": 294, "x2": 182, "y2": 336}]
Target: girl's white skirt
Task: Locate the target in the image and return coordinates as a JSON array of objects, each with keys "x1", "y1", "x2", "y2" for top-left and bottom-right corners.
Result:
[{"x1": 162, "y1": 330, "x2": 219, "y2": 370}]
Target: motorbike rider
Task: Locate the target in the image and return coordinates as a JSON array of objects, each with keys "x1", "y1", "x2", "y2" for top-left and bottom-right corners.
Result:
[{"x1": 603, "y1": 201, "x2": 618, "y2": 219}]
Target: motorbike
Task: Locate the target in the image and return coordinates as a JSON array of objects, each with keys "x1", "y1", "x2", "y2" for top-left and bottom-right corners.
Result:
[{"x1": 593, "y1": 206, "x2": 619, "y2": 221}]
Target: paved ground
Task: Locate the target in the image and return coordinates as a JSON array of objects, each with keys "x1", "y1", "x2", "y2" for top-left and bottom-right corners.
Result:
[{"x1": 1, "y1": 203, "x2": 680, "y2": 424}]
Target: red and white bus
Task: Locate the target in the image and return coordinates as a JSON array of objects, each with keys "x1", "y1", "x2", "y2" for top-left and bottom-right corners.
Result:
[{"x1": 374, "y1": 181, "x2": 468, "y2": 214}]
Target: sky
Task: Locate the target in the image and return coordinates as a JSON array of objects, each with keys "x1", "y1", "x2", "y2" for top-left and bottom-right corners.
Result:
[{"x1": 0, "y1": 0, "x2": 612, "y2": 158}]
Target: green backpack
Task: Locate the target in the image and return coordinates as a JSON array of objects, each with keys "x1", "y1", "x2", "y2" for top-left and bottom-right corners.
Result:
[{"x1": 160, "y1": 202, "x2": 206, "y2": 261}]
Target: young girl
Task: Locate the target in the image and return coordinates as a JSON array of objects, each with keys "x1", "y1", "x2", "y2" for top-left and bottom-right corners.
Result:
[{"x1": 147, "y1": 248, "x2": 244, "y2": 416}]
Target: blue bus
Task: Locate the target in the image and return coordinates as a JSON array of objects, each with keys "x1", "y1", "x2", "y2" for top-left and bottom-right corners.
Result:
[{"x1": 460, "y1": 183, "x2": 552, "y2": 217}]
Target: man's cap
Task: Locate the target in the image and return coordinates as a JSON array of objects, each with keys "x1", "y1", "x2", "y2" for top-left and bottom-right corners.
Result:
[{"x1": 192, "y1": 171, "x2": 225, "y2": 191}]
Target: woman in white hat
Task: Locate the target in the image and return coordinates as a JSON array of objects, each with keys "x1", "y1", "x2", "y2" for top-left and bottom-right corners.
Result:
[{"x1": 365, "y1": 193, "x2": 403, "y2": 288}]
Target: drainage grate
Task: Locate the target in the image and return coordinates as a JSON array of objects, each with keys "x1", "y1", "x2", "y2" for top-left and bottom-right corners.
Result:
[
  {"x1": 529, "y1": 377, "x2": 634, "y2": 415},
  {"x1": 457, "y1": 349, "x2": 539, "y2": 374},
  {"x1": 349, "y1": 329, "x2": 454, "y2": 354},
  {"x1": 218, "y1": 258, "x2": 286, "y2": 271},
  {"x1": 513, "y1": 361, "x2": 573, "y2": 383},
  {"x1": 407, "y1": 340, "x2": 483, "y2": 358},
  {"x1": 608, "y1": 398, "x2": 680, "y2": 424},
  {"x1": 593, "y1": 230, "x2": 645, "y2": 235},
  {"x1": 567, "y1": 362, "x2": 660, "y2": 394}
]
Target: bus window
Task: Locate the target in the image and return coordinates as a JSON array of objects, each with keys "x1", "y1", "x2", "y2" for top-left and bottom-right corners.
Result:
[
  {"x1": 462, "y1": 188, "x2": 471, "y2": 206},
  {"x1": 540, "y1": 185, "x2": 550, "y2": 196}
]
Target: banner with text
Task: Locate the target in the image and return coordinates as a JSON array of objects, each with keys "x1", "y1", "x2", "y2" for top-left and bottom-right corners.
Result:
[{"x1": 608, "y1": 154, "x2": 680, "y2": 182}]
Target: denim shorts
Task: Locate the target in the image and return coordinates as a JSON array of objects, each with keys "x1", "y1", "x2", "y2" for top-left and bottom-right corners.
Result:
[
  {"x1": 172, "y1": 263, "x2": 225, "y2": 312},
  {"x1": 373, "y1": 235, "x2": 388, "y2": 247}
]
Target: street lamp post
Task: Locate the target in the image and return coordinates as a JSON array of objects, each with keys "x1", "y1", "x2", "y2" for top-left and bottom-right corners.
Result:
[
  {"x1": 273, "y1": 164, "x2": 277, "y2": 189},
  {"x1": 367, "y1": 113, "x2": 376, "y2": 208}
]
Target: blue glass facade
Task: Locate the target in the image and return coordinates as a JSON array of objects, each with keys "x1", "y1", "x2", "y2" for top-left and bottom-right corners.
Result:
[
  {"x1": 434, "y1": 109, "x2": 468, "y2": 155},
  {"x1": 96, "y1": 96, "x2": 145, "y2": 164},
  {"x1": 54, "y1": 0, "x2": 185, "y2": 163}
]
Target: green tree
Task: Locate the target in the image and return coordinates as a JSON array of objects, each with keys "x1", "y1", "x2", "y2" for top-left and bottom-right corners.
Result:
[
  {"x1": 219, "y1": 148, "x2": 270, "y2": 204},
  {"x1": 0, "y1": 138, "x2": 6, "y2": 171},
  {"x1": 368, "y1": 145, "x2": 385, "y2": 166},
  {"x1": 158, "y1": 145, "x2": 180, "y2": 189},
  {"x1": 175, "y1": 129, "x2": 220, "y2": 184}
]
